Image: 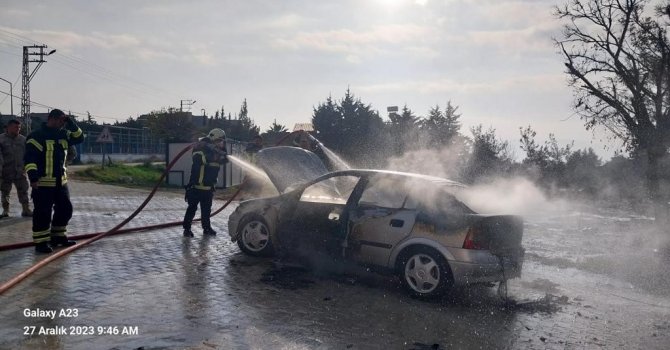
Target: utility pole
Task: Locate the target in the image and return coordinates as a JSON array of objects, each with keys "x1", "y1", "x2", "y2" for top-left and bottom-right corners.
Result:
[
  {"x1": 180, "y1": 99, "x2": 196, "y2": 112},
  {"x1": 22, "y1": 45, "x2": 56, "y2": 134}
]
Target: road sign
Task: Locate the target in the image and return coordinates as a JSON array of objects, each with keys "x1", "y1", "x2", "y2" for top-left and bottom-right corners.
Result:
[{"x1": 96, "y1": 126, "x2": 114, "y2": 143}]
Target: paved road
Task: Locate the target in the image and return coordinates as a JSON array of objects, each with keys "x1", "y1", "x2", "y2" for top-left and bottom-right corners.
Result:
[{"x1": 0, "y1": 180, "x2": 668, "y2": 349}]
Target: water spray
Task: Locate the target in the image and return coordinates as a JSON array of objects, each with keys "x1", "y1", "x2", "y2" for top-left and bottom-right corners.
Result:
[
  {"x1": 0, "y1": 131, "x2": 353, "y2": 295},
  {"x1": 306, "y1": 133, "x2": 351, "y2": 170}
]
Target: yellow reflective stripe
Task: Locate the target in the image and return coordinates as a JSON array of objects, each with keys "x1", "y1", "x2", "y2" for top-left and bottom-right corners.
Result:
[
  {"x1": 45, "y1": 140, "x2": 55, "y2": 178},
  {"x1": 27, "y1": 139, "x2": 43, "y2": 152},
  {"x1": 51, "y1": 225, "x2": 67, "y2": 232},
  {"x1": 209, "y1": 162, "x2": 221, "y2": 167},
  {"x1": 60, "y1": 139, "x2": 69, "y2": 172},
  {"x1": 51, "y1": 231, "x2": 67, "y2": 237},
  {"x1": 193, "y1": 185, "x2": 213, "y2": 190},
  {"x1": 198, "y1": 164, "x2": 205, "y2": 185},
  {"x1": 38, "y1": 177, "x2": 57, "y2": 187},
  {"x1": 25, "y1": 163, "x2": 38, "y2": 172},
  {"x1": 70, "y1": 128, "x2": 83, "y2": 138},
  {"x1": 33, "y1": 229, "x2": 51, "y2": 243}
]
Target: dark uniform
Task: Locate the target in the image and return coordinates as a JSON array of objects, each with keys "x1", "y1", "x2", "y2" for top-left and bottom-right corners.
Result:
[
  {"x1": 24, "y1": 116, "x2": 84, "y2": 252},
  {"x1": 183, "y1": 138, "x2": 228, "y2": 236}
]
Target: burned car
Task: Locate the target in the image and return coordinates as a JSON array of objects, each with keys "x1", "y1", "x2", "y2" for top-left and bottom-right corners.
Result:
[{"x1": 228, "y1": 147, "x2": 524, "y2": 298}]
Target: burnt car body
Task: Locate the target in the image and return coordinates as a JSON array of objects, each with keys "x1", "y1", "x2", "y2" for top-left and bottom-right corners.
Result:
[{"x1": 228, "y1": 147, "x2": 524, "y2": 298}]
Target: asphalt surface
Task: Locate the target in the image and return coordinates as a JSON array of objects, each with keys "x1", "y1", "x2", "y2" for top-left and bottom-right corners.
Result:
[{"x1": 0, "y1": 180, "x2": 669, "y2": 349}]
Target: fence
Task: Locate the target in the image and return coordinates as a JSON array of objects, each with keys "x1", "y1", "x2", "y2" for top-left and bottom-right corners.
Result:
[{"x1": 80, "y1": 126, "x2": 164, "y2": 155}]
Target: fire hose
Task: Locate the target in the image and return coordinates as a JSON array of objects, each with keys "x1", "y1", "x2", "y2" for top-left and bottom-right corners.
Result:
[{"x1": 0, "y1": 130, "x2": 306, "y2": 295}]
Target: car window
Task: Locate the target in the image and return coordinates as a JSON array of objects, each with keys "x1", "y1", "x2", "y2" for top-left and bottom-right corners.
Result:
[
  {"x1": 397, "y1": 180, "x2": 474, "y2": 214},
  {"x1": 409, "y1": 188, "x2": 475, "y2": 215},
  {"x1": 358, "y1": 177, "x2": 408, "y2": 209},
  {"x1": 300, "y1": 175, "x2": 359, "y2": 204}
]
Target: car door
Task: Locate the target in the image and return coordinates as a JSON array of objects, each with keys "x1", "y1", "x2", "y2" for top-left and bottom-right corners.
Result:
[
  {"x1": 278, "y1": 174, "x2": 361, "y2": 257},
  {"x1": 347, "y1": 176, "x2": 417, "y2": 267}
]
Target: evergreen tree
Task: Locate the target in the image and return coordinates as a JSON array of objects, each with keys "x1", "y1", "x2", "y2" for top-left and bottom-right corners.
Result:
[
  {"x1": 312, "y1": 89, "x2": 385, "y2": 166},
  {"x1": 387, "y1": 104, "x2": 420, "y2": 155},
  {"x1": 421, "y1": 101, "x2": 462, "y2": 149},
  {"x1": 312, "y1": 95, "x2": 342, "y2": 151},
  {"x1": 463, "y1": 125, "x2": 512, "y2": 182}
]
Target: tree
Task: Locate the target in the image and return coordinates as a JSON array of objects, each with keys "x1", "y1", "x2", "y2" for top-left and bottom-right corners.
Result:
[
  {"x1": 266, "y1": 119, "x2": 288, "y2": 134},
  {"x1": 312, "y1": 95, "x2": 343, "y2": 151},
  {"x1": 421, "y1": 101, "x2": 462, "y2": 149},
  {"x1": 463, "y1": 125, "x2": 513, "y2": 182},
  {"x1": 519, "y1": 125, "x2": 574, "y2": 190},
  {"x1": 556, "y1": 0, "x2": 670, "y2": 222},
  {"x1": 227, "y1": 99, "x2": 260, "y2": 141},
  {"x1": 144, "y1": 108, "x2": 197, "y2": 142},
  {"x1": 565, "y1": 148, "x2": 603, "y2": 197},
  {"x1": 387, "y1": 105, "x2": 421, "y2": 155},
  {"x1": 114, "y1": 116, "x2": 144, "y2": 129},
  {"x1": 312, "y1": 89, "x2": 385, "y2": 166},
  {"x1": 338, "y1": 89, "x2": 385, "y2": 165}
]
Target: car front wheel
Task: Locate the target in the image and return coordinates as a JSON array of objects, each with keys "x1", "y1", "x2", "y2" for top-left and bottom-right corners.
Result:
[
  {"x1": 398, "y1": 246, "x2": 453, "y2": 298},
  {"x1": 237, "y1": 215, "x2": 274, "y2": 256}
]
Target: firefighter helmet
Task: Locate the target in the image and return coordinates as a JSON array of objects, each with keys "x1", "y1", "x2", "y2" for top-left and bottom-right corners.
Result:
[{"x1": 207, "y1": 128, "x2": 226, "y2": 141}]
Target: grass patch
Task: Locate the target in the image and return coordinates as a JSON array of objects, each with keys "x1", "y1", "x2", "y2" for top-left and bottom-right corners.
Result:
[{"x1": 73, "y1": 163, "x2": 168, "y2": 187}]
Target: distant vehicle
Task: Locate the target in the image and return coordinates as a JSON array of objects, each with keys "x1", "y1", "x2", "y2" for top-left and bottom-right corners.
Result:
[{"x1": 228, "y1": 147, "x2": 524, "y2": 298}]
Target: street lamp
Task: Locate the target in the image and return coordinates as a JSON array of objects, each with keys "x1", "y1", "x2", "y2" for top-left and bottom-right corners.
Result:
[{"x1": 0, "y1": 77, "x2": 12, "y2": 116}]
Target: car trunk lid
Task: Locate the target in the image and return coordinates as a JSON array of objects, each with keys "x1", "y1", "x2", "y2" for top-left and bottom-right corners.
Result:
[{"x1": 465, "y1": 215, "x2": 524, "y2": 258}]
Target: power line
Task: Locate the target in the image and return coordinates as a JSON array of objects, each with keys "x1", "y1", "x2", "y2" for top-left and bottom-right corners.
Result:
[
  {"x1": 0, "y1": 28, "x2": 184, "y2": 111},
  {"x1": 0, "y1": 90, "x2": 129, "y2": 123}
]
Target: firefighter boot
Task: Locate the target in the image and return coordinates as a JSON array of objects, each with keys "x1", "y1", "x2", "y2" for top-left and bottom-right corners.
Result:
[
  {"x1": 203, "y1": 227, "x2": 217, "y2": 236},
  {"x1": 51, "y1": 235, "x2": 77, "y2": 247},
  {"x1": 183, "y1": 228, "x2": 194, "y2": 237},
  {"x1": 35, "y1": 242, "x2": 54, "y2": 254},
  {"x1": 21, "y1": 203, "x2": 33, "y2": 217}
]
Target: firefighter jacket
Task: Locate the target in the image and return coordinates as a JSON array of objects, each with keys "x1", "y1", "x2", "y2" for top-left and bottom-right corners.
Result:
[
  {"x1": 24, "y1": 121, "x2": 84, "y2": 187},
  {"x1": 187, "y1": 138, "x2": 228, "y2": 191},
  {"x1": 0, "y1": 133, "x2": 26, "y2": 180}
]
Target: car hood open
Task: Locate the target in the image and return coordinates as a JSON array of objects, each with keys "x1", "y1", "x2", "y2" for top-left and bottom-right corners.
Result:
[{"x1": 256, "y1": 146, "x2": 330, "y2": 193}]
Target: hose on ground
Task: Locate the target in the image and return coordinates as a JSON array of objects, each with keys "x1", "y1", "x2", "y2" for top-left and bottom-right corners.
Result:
[{"x1": 0, "y1": 131, "x2": 305, "y2": 295}]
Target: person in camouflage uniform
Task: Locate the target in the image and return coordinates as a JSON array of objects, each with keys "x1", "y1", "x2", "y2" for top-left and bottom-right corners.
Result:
[{"x1": 0, "y1": 119, "x2": 32, "y2": 218}]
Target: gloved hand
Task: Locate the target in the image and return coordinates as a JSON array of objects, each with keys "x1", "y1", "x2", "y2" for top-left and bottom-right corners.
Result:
[{"x1": 65, "y1": 117, "x2": 79, "y2": 132}]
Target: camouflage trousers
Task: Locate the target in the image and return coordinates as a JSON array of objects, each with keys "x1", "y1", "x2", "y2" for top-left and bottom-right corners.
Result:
[{"x1": 1, "y1": 175, "x2": 30, "y2": 207}]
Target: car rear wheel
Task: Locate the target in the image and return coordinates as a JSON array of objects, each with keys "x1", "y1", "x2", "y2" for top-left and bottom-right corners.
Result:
[
  {"x1": 398, "y1": 246, "x2": 453, "y2": 298},
  {"x1": 237, "y1": 215, "x2": 274, "y2": 256}
]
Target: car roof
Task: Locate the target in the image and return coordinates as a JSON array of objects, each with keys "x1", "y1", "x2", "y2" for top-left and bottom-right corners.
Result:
[{"x1": 311, "y1": 169, "x2": 467, "y2": 188}]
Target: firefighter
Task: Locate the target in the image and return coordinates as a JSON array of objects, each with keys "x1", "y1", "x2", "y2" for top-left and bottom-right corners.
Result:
[
  {"x1": 24, "y1": 109, "x2": 85, "y2": 253},
  {"x1": 0, "y1": 119, "x2": 32, "y2": 218},
  {"x1": 183, "y1": 128, "x2": 228, "y2": 237}
]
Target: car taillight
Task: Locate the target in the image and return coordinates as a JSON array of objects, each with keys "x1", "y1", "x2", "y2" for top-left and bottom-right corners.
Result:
[{"x1": 463, "y1": 227, "x2": 488, "y2": 250}]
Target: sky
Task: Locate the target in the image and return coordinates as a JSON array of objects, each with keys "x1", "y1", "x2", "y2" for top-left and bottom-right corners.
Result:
[{"x1": 0, "y1": 0, "x2": 626, "y2": 159}]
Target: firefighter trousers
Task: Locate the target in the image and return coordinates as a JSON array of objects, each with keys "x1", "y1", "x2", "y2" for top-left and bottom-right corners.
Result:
[
  {"x1": 31, "y1": 185, "x2": 73, "y2": 244},
  {"x1": 183, "y1": 188, "x2": 213, "y2": 230}
]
